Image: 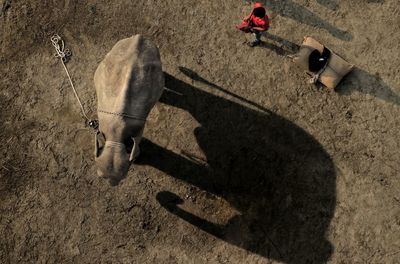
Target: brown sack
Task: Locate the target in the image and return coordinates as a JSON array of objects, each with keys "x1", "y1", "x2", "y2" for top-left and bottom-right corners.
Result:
[{"x1": 294, "y1": 36, "x2": 354, "y2": 89}]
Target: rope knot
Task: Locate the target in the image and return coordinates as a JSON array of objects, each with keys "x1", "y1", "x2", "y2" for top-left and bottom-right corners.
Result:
[{"x1": 51, "y1": 34, "x2": 72, "y2": 62}]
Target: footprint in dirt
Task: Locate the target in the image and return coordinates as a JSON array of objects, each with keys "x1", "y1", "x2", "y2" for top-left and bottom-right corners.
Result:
[{"x1": 137, "y1": 70, "x2": 336, "y2": 263}]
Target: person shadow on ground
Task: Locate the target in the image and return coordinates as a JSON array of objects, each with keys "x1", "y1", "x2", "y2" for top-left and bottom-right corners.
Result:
[
  {"x1": 258, "y1": 0, "x2": 352, "y2": 41},
  {"x1": 136, "y1": 70, "x2": 337, "y2": 263},
  {"x1": 258, "y1": 32, "x2": 300, "y2": 56},
  {"x1": 316, "y1": 0, "x2": 339, "y2": 11}
]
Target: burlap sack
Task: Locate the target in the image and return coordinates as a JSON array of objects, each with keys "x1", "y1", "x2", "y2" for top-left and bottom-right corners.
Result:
[{"x1": 294, "y1": 36, "x2": 354, "y2": 89}]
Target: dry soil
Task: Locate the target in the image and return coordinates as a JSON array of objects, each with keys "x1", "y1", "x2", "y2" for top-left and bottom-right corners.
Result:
[{"x1": 1, "y1": 0, "x2": 399, "y2": 263}]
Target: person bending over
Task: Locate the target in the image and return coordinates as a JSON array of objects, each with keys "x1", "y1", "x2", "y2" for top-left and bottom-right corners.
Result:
[{"x1": 236, "y1": 2, "x2": 270, "y2": 47}]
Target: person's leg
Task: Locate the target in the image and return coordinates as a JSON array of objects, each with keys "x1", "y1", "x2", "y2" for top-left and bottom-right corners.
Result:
[
  {"x1": 249, "y1": 30, "x2": 262, "y2": 47},
  {"x1": 255, "y1": 31, "x2": 262, "y2": 42}
]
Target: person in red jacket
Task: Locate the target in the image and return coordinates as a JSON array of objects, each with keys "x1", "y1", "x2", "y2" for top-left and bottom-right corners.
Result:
[{"x1": 236, "y1": 2, "x2": 270, "y2": 47}]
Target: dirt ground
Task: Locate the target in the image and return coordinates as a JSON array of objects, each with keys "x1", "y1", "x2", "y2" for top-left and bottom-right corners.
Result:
[{"x1": 1, "y1": 0, "x2": 399, "y2": 263}]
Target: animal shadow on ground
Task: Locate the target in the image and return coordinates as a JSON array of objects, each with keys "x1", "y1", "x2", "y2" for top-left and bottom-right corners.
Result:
[
  {"x1": 257, "y1": 0, "x2": 352, "y2": 41},
  {"x1": 136, "y1": 70, "x2": 337, "y2": 263},
  {"x1": 337, "y1": 68, "x2": 400, "y2": 106}
]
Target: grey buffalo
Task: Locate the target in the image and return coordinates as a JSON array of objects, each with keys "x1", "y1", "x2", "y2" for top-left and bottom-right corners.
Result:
[{"x1": 94, "y1": 35, "x2": 164, "y2": 184}]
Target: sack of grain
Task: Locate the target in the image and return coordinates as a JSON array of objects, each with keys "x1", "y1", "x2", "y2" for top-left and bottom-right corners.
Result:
[{"x1": 294, "y1": 36, "x2": 354, "y2": 89}]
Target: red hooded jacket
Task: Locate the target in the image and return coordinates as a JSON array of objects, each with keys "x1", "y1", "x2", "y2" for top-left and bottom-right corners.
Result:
[
  {"x1": 250, "y1": 2, "x2": 269, "y2": 30},
  {"x1": 236, "y1": 2, "x2": 269, "y2": 31}
]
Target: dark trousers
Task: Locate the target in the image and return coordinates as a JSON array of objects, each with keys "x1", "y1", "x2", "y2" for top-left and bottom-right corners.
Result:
[{"x1": 254, "y1": 30, "x2": 262, "y2": 42}]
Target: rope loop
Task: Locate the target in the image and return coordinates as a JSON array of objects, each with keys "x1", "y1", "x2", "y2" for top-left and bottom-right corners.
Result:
[{"x1": 51, "y1": 34, "x2": 72, "y2": 62}]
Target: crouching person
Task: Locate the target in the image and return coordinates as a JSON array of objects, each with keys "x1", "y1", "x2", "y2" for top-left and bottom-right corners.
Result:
[{"x1": 236, "y1": 2, "x2": 270, "y2": 47}]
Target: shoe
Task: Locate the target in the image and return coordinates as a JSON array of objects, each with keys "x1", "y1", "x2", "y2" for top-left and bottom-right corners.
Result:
[{"x1": 248, "y1": 39, "x2": 261, "y2": 47}]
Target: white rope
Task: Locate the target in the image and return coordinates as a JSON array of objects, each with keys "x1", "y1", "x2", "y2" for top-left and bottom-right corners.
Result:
[
  {"x1": 309, "y1": 56, "x2": 330, "y2": 85},
  {"x1": 51, "y1": 34, "x2": 90, "y2": 121}
]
